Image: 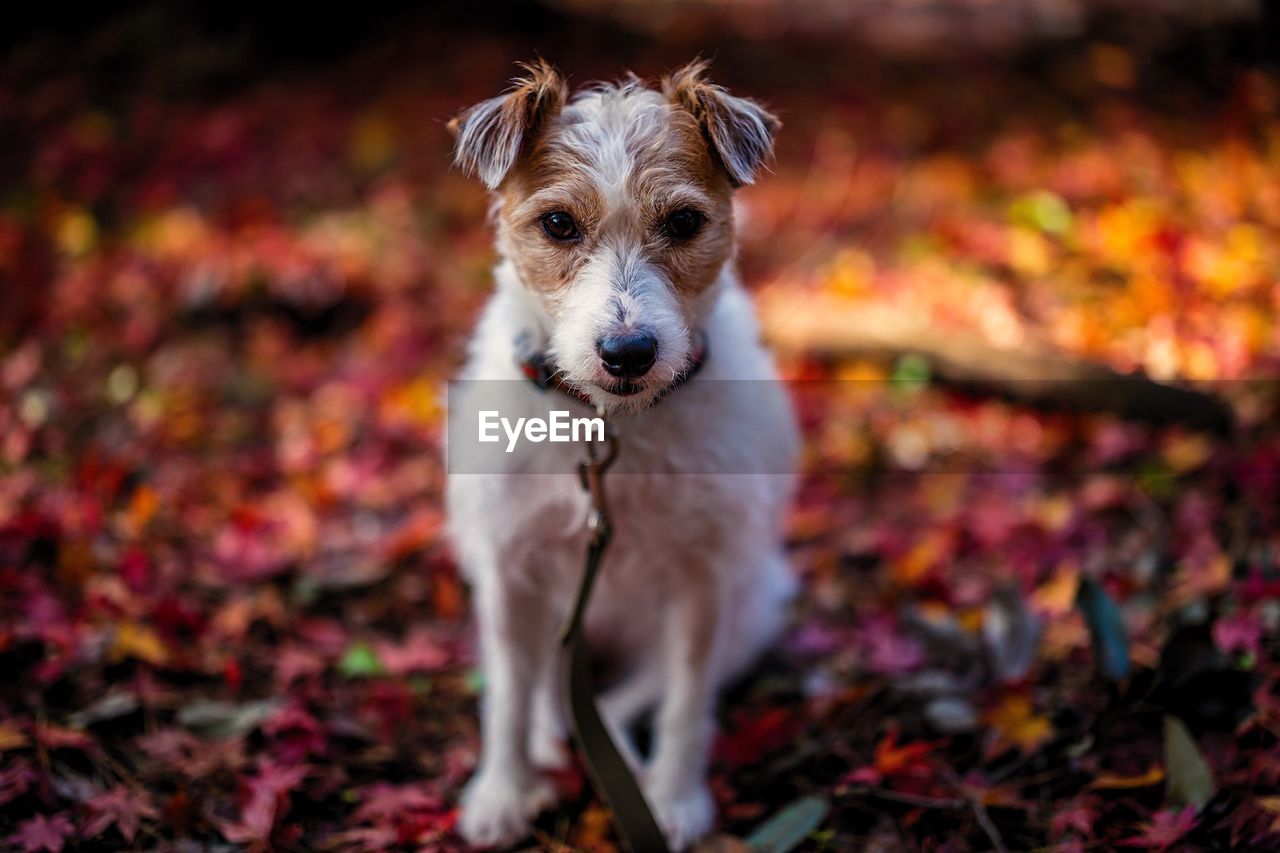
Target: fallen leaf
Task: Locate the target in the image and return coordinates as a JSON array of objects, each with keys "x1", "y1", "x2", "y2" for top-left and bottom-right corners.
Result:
[
  {"x1": 0, "y1": 721, "x2": 29, "y2": 752},
  {"x1": 1089, "y1": 765, "x2": 1165, "y2": 790},
  {"x1": 1076, "y1": 578, "x2": 1130, "y2": 681},
  {"x1": 338, "y1": 641, "x2": 385, "y2": 678},
  {"x1": 744, "y1": 795, "x2": 830, "y2": 853},
  {"x1": 1163, "y1": 715, "x2": 1215, "y2": 811},
  {"x1": 7, "y1": 814, "x2": 74, "y2": 853},
  {"x1": 83, "y1": 786, "x2": 159, "y2": 843},
  {"x1": 984, "y1": 693, "x2": 1054, "y2": 757},
  {"x1": 109, "y1": 621, "x2": 169, "y2": 666},
  {"x1": 983, "y1": 586, "x2": 1043, "y2": 683},
  {"x1": 177, "y1": 698, "x2": 281, "y2": 740}
]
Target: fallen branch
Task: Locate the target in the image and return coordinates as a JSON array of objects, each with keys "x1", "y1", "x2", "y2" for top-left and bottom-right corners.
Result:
[{"x1": 759, "y1": 290, "x2": 1234, "y2": 434}]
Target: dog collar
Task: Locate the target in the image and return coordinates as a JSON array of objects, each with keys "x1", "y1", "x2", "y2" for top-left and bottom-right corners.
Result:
[{"x1": 518, "y1": 332, "x2": 708, "y2": 408}]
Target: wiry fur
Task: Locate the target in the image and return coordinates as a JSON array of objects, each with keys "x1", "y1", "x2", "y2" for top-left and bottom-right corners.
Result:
[{"x1": 447, "y1": 61, "x2": 796, "y2": 850}]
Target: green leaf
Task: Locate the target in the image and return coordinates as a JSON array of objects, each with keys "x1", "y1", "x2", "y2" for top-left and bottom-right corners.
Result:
[
  {"x1": 745, "y1": 795, "x2": 830, "y2": 853},
  {"x1": 177, "y1": 698, "x2": 281, "y2": 740},
  {"x1": 891, "y1": 354, "x2": 931, "y2": 391},
  {"x1": 338, "y1": 642, "x2": 385, "y2": 678},
  {"x1": 1010, "y1": 191, "x2": 1073, "y2": 236},
  {"x1": 1164, "y1": 715, "x2": 1215, "y2": 811},
  {"x1": 465, "y1": 668, "x2": 486, "y2": 695},
  {"x1": 1075, "y1": 578, "x2": 1130, "y2": 680}
]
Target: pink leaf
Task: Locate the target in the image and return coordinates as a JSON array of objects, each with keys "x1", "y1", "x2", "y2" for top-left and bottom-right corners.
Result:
[
  {"x1": 83, "y1": 786, "x2": 159, "y2": 842},
  {"x1": 372, "y1": 627, "x2": 450, "y2": 676},
  {"x1": 1213, "y1": 611, "x2": 1263, "y2": 657},
  {"x1": 353, "y1": 782, "x2": 443, "y2": 824},
  {"x1": 8, "y1": 814, "x2": 74, "y2": 853}
]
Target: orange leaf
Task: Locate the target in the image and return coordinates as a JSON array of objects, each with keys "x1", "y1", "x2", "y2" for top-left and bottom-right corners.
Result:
[
  {"x1": 110, "y1": 622, "x2": 169, "y2": 666},
  {"x1": 984, "y1": 693, "x2": 1053, "y2": 757},
  {"x1": 125, "y1": 485, "x2": 159, "y2": 534},
  {"x1": 0, "y1": 722, "x2": 29, "y2": 752},
  {"x1": 874, "y1": 729, "x2": 934, "y2": 776},
  {"x1": 1089, "y1": 765, "x2": 1166, "y2": 790}
]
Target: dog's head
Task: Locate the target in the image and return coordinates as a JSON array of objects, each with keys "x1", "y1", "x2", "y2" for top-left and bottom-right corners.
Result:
[{"x1": 449, "y1": 59, "x2": 779, "y2": 409}]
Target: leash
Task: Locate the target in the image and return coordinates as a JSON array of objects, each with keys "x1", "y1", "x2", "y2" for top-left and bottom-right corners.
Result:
[
  {"x1": 522, "y1": 339, "x2": 827, "y2": 852},
  {"x1": 558, "y1": 412, "x2": 671, "y2": 853},
  {"x1": 520, "y1": 336, "x2": 710, "y2": 851}
]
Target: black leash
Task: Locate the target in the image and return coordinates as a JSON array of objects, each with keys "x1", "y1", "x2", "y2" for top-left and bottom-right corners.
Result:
[
  {"x1": 519, "y1": 338, "x2": 711, "y2": 852},
  {"x1": 518, "y1": 336, "x2": 830, "y2": 853},
  {"x1": 558, "y1": 418, "x2": 671, "y2": 853}
]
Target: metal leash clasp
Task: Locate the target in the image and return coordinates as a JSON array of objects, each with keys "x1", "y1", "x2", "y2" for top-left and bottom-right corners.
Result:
[
  {"x1": 577, "y1": 405, "x2": 619, "y2": 545},
  {"x1": 560, "y1": 405, "x2": 619, "y2": 650}
]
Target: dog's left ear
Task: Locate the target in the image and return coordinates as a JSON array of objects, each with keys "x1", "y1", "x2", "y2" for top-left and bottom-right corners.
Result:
[
  {"x1": 448, "y1": 59, "x2": 569, "y2": 190},
  {"x1": 663, "y1": 59, "x2": 781, "y2": 187}
]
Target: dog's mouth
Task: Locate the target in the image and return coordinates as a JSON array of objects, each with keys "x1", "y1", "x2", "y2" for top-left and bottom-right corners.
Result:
[{"x1": 602, "y1": 380, "x2": 646, "y2": 397}]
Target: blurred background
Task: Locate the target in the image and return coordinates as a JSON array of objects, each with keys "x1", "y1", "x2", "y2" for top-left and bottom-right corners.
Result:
[{"x1": 2, "y1": 1, "x2": 1280, "y2": 850}]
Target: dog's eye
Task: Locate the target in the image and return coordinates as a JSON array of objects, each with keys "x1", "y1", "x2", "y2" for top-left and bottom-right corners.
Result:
[
  {"x1": 540, "y1": 211, "x2": 579, "y2": 242},
  {"x1": 663, "y1": 208, "x2": 705, "y2": 241}
]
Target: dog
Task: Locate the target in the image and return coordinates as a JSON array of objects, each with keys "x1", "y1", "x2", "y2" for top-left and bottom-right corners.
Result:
[{"x1": 445, "y1": 59, "x2": 799, "y2": 850}]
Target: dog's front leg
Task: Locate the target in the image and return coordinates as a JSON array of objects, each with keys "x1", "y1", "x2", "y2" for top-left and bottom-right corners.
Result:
[
  {"x1": 459, "y1": 572, "x2": 557, "y2": 848},
  {"x1": 645, "y1": 578, "x2": 721, "y2": 851}
]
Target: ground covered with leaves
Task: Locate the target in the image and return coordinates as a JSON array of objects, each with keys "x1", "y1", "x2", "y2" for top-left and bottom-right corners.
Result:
[{"x1": 2, "y1": 4, "x2": 1280, "y2": 851}]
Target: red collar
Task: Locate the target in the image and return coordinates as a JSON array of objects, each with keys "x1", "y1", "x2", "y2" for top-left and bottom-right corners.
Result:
[{"x1": 518, "y1": 333, "x2": 708, "y2": 408}]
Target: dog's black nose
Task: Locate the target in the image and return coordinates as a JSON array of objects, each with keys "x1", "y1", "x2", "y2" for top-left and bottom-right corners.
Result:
[{"x1": 597, "y1": 333, "x2": 658, "y2": 378}]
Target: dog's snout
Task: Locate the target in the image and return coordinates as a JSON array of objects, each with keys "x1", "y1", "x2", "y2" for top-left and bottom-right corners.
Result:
[{"x1": 597, "y1": 333, "x2": 658, "y2": 378}]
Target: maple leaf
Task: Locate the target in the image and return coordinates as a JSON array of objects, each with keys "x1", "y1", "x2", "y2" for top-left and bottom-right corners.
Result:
[
  {"x1": 1119, "y1": 806, "x2": 1199, "y2": 851},
  {"x1": 34, "y1": 723, "x2": 96, "y2": 753},
  {"x1": 713, "y1": 707, "x2": 801, "y2": 769},
  {"x1": 7, "y1": 814, "x2": 74, "y2": 853},
  {"x1": 857, "y1": 613, "x2": 926, "y2": 676},
  {"x1": 984, "y1": 692, "x2": 1054, "y2": 758},
  {"x1": 842, "y1": 728, "x2": 936, "y2": 787},
  {"x1": 83, "y1": 786, "x2": 160, "y2": 842},
  {"x1": 108, "y1": 621, "x2": 169, "y2": 666},
  {"x1": 352, "y1": 782, "x2": 442, "y2": 824},
  {"x1": 262, "y1": 704, "x2": 327, "y2": 763},
  {"x1": 0, "y1": 720, "x2": 30, "y2": 752},
  {"x1": 216, "y1": 761, "x2": 309, "y2": 846},
  {"x1": 0, "y1": 758, "x2": 37, "y2": 807},
  {"x1": 1213, "y1": 610, "x2": 1263, "y2": 658},
  {"x1": 1050, "y1": 798, "x2": 1097, "y2": 839},
  {"x1": 1088, "y1": 765, "x2": 1165, "y2": 790},
  {"x1": 372, "y1": 627, "x2": 450, "y2": 676}
]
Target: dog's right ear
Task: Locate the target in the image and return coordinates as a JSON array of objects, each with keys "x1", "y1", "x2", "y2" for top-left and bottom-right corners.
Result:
[
  {"x1": 448, "y1": 60, "x2": 568, "y2": 190},
  {"x1": 663, "y1": 59, "x2": 780, "y2": 188}
]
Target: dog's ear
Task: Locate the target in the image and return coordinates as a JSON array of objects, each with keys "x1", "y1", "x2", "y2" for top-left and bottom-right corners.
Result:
[
  {"x1": 663, "y1": 59, "x2": 780, "y2": 187},
  {"x1": 448, "y1": 60, "x2": 568, "y2": 190}
]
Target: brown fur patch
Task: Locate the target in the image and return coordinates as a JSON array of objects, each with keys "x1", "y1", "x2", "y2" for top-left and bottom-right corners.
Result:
[
  {"x1": 448, "y1": 60, "x2": 569, "y2": 190},
  {"x1": 662, "y1": 59, "x2": 781, "y2": 187}
]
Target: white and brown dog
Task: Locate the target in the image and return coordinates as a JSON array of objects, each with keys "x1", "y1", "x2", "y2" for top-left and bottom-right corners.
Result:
[{"x1": 446, "y1": 60, "x2": 799, "y2": 850}]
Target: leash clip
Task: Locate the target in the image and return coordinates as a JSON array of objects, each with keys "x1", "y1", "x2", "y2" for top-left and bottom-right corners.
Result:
[{"x1": 577, "y1": 406, "x2": 619, "y2": 532}]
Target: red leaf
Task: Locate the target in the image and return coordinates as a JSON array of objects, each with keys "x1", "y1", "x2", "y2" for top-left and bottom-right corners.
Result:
[
  {"x1": 215, "y1": 761, "x2": 309, "y2": 845},
  {"x1": 353, "y1": 782, "x2": 442, "y2": 824},
  {"x1": 1119, "y1": 807, "x2": 1199, "y2": 851},
  {"x1": 8, "y1": 814, "x2": 74, "y2": 853},
  {"x1": 0, "y1": 758, "x2": 38, "y2": 807},
  {"x1": 713, "y1": 707, "x2": 801, "y2": 769},
  {"x1": 83, "y1": 786, "x2": 160, "y2": 842}
]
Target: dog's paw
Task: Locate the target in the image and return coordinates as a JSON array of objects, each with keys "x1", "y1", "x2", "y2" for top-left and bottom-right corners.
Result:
[
  {"x1": 528, "y1": 728, "x2": 570, "y2": 770},
  {"x1": 458, "y1": 769, "x2": 557, "y2": 849},
  {"x1": 645, "y1": 780, "x2": 714, "y2": 852}
]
